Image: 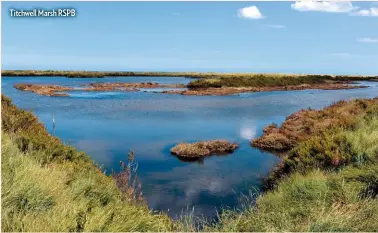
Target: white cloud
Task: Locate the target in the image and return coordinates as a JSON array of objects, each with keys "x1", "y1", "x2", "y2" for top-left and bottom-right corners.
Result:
[
  {"x1": 268, "y1": 25, "x2": 286, "y2": 29},
  {"x1": 237, "y1": 6, "x2": 264, "y2": 19},
  {"x1": 350, "y1": 8, "x2": 378, "y2": 17},
  {"x1": 291, "y1": 1, "x2": 378, "y2": 17},
  {"x1": 291, "y1": 1, "x2": 357, "y2": 13},
  {"x1": 357, "y1": 37, "x2": 378, "y2": 43}
]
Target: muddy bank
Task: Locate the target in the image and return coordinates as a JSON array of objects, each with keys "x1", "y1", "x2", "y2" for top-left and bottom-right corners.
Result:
[
  {"x1": 170, "y1": 140, "x2": 238, "y2": 159},
  {"x1": 14, "y1": 82, "x2": 186, "y2": 96},
  {"x1": 251, "y1": 97, "x2": 378, "y2": 153},
  {"x1": 162, "y1": 83, "x2": 367, "y2": 96}
]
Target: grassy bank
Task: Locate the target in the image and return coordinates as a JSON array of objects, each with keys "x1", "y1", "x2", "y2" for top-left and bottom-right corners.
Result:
[
  {"x1": 207, "y1": 98, "x2": 378, "y2": 231},
  {"x1": 1, "y1": 95, "x2": 177, "y2": 232}
]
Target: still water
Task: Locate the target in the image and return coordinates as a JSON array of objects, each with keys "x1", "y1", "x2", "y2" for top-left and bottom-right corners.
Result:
[{"x1": 2, "y1": 76, "x2": 377, "y2": 219}]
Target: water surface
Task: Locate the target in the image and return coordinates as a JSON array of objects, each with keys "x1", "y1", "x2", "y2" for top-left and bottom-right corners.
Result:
[{"x1": 2, "y1": 76, "x2": 377, "y2": 219}]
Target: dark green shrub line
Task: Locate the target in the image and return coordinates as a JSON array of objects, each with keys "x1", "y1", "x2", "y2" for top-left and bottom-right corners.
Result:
[{"x1": 2, "y1": 69, "x2": 378, "y2": 80}]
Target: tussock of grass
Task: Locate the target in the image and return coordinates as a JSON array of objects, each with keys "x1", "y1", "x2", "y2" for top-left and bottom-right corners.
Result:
[{"x1": 170, "y1": 140, "x2": 238, "y2": 158}]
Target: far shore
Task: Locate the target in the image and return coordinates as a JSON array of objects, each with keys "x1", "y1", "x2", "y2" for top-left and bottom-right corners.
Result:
[{"x1": 2, "y1": 69, "x2": 378, "y2": 80}]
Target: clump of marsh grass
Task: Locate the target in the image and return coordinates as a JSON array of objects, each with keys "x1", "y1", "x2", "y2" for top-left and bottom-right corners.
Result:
[{"x1": 170, "y1": 140, "x2": 239, "y2": 159}]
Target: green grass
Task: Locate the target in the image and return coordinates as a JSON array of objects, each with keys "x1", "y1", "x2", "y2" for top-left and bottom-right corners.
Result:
[
  {"x1": 1, "y1": 95, "x2": 177, "y2": 232},
  {"x1": 208, "y1": 168, "x2": 378, "y2": 232}
]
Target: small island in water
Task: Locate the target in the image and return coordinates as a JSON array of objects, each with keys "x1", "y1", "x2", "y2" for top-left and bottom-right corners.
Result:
[{"x1": 170, "y1": 140, "x2": 239, "y2": 160}]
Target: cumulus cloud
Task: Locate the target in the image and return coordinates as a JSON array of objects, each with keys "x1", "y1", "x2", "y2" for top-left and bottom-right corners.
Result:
[
  {"x1": 357, "y1": 37, "x2": 378, "y2": 43},
  {"x1": 351, "y1": 8, "x2": 378, "y2": 17},
  {"x1": 291, "y1": 1, "x2": 357, "y2": 13},
  {"x1": 291, "y1": 1, "x2": 378, "y2": 17},
  {"x1": 268, "y1": 25, "x2": 286, "y2": 29},
  {"x1": 237, "y1": 6, "x2": 264, "y2": 19}
]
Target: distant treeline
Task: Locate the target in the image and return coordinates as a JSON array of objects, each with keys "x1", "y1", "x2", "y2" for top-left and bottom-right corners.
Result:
[{"x1": 2, "y1": 70, "x2": 378, "y2": 81}]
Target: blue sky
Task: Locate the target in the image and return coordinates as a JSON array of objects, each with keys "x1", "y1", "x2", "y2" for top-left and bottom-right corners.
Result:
[{"x1": 2, "y1": 1, "x2": 378, "y2": 74}]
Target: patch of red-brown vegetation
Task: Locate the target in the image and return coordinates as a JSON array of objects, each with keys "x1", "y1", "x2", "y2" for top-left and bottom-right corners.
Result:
[
  {"x1": 14, "y1": 84, "x2": 73, "y2": 97},
  {"x1": 162, "y1": 83, "x2": 366, "y2": 96},
  {"x1": 251, "y1": 98, "x2": 378, "y2": 153},
  {"x1": 14, "y1": 82, "x2": 186, "y2": 96}
]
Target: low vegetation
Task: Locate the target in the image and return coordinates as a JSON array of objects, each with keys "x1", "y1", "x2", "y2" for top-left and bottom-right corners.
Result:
[
  {"x1": 170, "y1": 140, "x2": 239, "y2": 159},
  {"x1": 186, "y1": 74, "x2": 377, "y2": 89}
]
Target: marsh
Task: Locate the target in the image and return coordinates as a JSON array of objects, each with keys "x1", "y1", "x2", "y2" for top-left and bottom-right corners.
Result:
[{"x1": 2, "y1": 75, "x2": 378, "y2": 219}]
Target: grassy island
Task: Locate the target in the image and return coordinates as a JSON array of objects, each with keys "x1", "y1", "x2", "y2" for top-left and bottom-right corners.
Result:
[
  {"x1": 170, "y1": 140, "x2": 239, "y2": 159},
  {"x1": 166, "y1": 74, "x2": 375, "y2": 96},
  {"x1": 13, "y1": 82, "x2": 185, "y2": 96}
]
